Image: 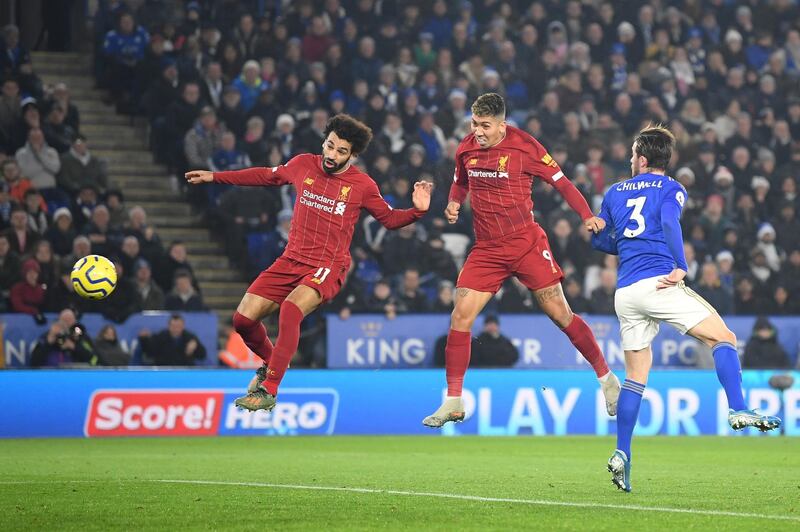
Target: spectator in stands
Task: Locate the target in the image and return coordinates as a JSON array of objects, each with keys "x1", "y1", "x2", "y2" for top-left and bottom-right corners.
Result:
[
  {"x1": 0, "y1": 233, "x2": 19, "y2": 308},
  {"x1": 82, "y1": 258, "x2": 137, "y2": 323},
  {"x1": 5, "y1": 205, "x2": 37, "y2": 256},
  {"x1": 217, "y1": 85, "x2": 247, "y2": 139},
  {"x1": 139, "y1": 314, "x2": 207, "y2": 366},
  {"x1": 102, "y1": 12, "x2": 149, "y2": 113},
  {"x1": 185, "y1": 106, "x2": 226, "y2": 171},
  {"x1": 57, "y1": 135, "x2": 108, "y2": 197},
  {"x1": 30, "y1": 310, "x2": 95, "y2": 367},
  {"x1": 209, "y1": 131, "x2": 251, "y2": 172},
  {"x1": 241, "y1": 116, "x2": 269, "y2": 166},
  {"x1": 590, "y1": 268, "x2": 617, "y2": 314},
  {"x1": 119, "y1": 235, "x2": 142, "y2": 278},
  {"x1": 14, "y1": 127, "x2": 62, "y2": 203},
  {"x1": 216, "y1": 185, "x2": 277, "y2": 267},
  {"x1": 105, "y1": 189, "x2": 126, "y2": 230},
  {"x1": 199, "y1": 61, "x2": 224, "y2": 110},
  {"x1": 48, "y1": 83, "x2": 80, "y2": 132},
  {"x1": 743, "y1": 317, "x2": 790, "y2": 369},
  {"x1": 32, "y1": 239, "x2": 57, "y2": 288},
  {"x1": 695, "y1": 262, "x2": 734, "y2": 316},
  {"x1": 133, "y1": 258, "x2": 164, "y2": 311},
  {"x1": 155, "y1": 241, "x2": 194, "y2": 293},
  {"x1": 297, "y1": 108, "x2": 329, "y2": 155},
  {"x1": 2, "y1": 158, "x2": 33, "y2": 205},
  {"x1": 64, "y1": 235, "x2": 90, "y2": 267},
  {"x1": 125, "y1": 205, "x2": 163, "y2": 265},
  {"x1": 43, "y1": 256, "x2": 82, "y2": 313},
  {"x1": 71, "y1": 184, "x2": 99, "y2": 230},
  {"x1": 423, "y1": 234, "x2": 458, "y2": 283},
  {"x1": 0, "y1": 181, "x2": 12, "y2": 230},
  {"x1": 23, "y1": 188, "x2": 47, "y2": 235},
  {"x1": 769, "y1": 284, "x2": 796, "y2": 315},
  {"x1": 41, "y1": 105, "x2": 75, "y2": 154},
  {"x1": 471, "y1": 315, "x2": 518, "y2": 367},
  {"x1": 9, "y1": 258, "x2": 45, "y2": 315},
  {"x1": 497, "y1": 277, "x2": 537, "y2": 313},
  {"x1": 364, "y1": 278, "x2": 400, "y2": 319},
  {"x1": 83, "y1": 205, "x2": 121, "y2": 257},
  {"x1": 564, "y1": 276, "x2": 592, "y2": 314},
  {"x1": 381, "y1": 223, "x2": 425, "y2": 275},
  {"x1": 232, "y1": 60, "x2": 268, "y2": 112},
  {"x1": 270, "y1": 113, "x2": 297, "y2": 160},
  {"x1": 431, "y1": 280, "x2": 454, "y2": 313},
  {"x1": 165, "y1": 269, "x2": 205, "y2": 311},
  {"x1": 0, "y1": 78, "x2": 20, "y2": 153},
  {"x1": 93, "y1": 324, "x2": 131, "y2": 366},
  {"x1": 164, "y1": 81, "x2": 202, "y2": 171},
  {"x1": 0, "y1": 25, "x2": 30, "y2": 76},
  {"x1": 397, "y1": 268, "x2": 429, "y2": 313}
]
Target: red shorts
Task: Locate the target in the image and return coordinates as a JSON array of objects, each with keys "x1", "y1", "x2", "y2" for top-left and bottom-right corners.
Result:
[
  {"x1": 247, "y1": 256, "x2": 348, "y2": 304},
  {"x1": 457, "y1": 224, "x2": 563, "y2": 294}
]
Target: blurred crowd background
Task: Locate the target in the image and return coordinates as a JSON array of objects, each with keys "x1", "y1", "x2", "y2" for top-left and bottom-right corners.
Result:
[{"x1": 1, "y1": 0, "x2": 799, "y2": 369}]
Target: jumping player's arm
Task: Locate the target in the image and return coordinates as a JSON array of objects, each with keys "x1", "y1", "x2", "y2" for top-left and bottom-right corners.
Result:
[
  {"x1": 185, "y1": 155, "x2": 306, "y2": 186},
  {"x1": 446, "y1": 147, "x2": 469, "y2": 224},
  {"x1": 364, "y1": 180, "x2": 431, "y2": 229},
  {"x1": 591, "y1": 195, "x2": 618, "y2": 255},
  {"x1": 527, "y1": 141, "x2": 605, "y2": 233}
]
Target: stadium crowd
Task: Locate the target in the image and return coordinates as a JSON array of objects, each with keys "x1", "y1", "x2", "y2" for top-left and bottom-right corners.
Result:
[
  {"x1": 2, "y1": 1, "x2": 800, "y2": 369},
  {"x1": 89, "y1": 0, "x2": 800, "y2": 322},
  {"x1": 0, "y1": 21, "x2": 206, "y2": 324}
]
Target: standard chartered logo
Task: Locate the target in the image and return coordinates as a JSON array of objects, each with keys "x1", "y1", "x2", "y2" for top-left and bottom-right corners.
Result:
[{"x1": 299, "y1": 189, "x2": 346, "y2": 216}]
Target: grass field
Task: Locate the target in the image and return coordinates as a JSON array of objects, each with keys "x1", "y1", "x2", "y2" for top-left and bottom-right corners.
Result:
[{"x1": 1, "y1": 436, "x2": 798, "y2": 530}]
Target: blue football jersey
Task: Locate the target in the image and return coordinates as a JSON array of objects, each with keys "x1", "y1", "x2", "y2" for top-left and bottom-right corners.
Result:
[{"x1": 595, "y1": 173, "x2": 687, "y2": 288}]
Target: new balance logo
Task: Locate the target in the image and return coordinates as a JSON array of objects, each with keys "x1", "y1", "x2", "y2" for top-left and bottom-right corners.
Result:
[{"x1": 334, "y1": 201, "x2": 346, "y2": 216}]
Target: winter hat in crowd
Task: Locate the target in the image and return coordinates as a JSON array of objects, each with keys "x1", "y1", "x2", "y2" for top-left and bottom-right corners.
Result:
[
  {"x1": 21, "y1": 258, "x2": 40, "y2": 275},
  {"x1": 757, "y1": 223, "x2": 776, "y2": 240},
  {"x1": 715, "y1": 250, "x2": 734, "y2": 265},
  {"x1": 751, "y1": 175, "x2": 770, "y2": 191},
  {"x1": 53, "y1": 207, "x2": 72, "y2": 221}
]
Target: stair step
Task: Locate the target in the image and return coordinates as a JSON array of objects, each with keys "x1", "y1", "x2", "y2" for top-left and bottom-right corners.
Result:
[
  {"x1": 109, "y1": 178, "x2": 173, "y2": 192},
  {"x1": 90, "y1": 138, "x2": 152, "y2": 151},
  {"x1": 107, "y1": 163, "x2": 167, "y2": 176},
  {"x1": 184, "y1": 241, "x2": 224, "y2": 254},
  {"x1": 200, "y1": 282, "x2": 249, "y2": 297},
  {"x1": 69, "y1": 98, "x2": 115, "y2": 112},
  {"x1": 81, "y1": 124, "x2": 143, "y2": 140},
  {"x1": 194, "y1": 268, "x2": 246, "y2": 282},
  {"x1": 94, "y1": 149, "x2": 154, "y2": 163},
  {"x1": 149, "y1": 214, "x2": 204, "y2": 227},
  {"x1": 122, "y1": 188, "x2": 181, "y2": 202},
  {"x1": 39, "y1": 73, "x2": 98, "y2": 89},
  {"x1": 188, "y1": 253, "x2": 230, "y2": 269},
  {"x1": 81, "y1": 113, "x2": 133, "y2": 126},
  {"x1": 157, "y1": 227, "x2": 214, "y2": 242},
  {"x1": 31, "y1": 51, "x2": 91, "y2": 64},
  {"x1": 204, "y1": 295, "x2": 243, "y2": 309},
  {"x1": 34, "y1": 63, "x2": 90, "y2": 76},
  {"x1": 132, "y1": 201, "x2": 192, "y2": 216}
]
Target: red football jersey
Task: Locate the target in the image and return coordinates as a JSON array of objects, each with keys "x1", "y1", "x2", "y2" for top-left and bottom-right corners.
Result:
[
  {"x1": 449, "y1": 126, "x2": 591, "y2": 241},
  {"x1": 215, "y1": 154, "x2": 424, "y2": 266}
]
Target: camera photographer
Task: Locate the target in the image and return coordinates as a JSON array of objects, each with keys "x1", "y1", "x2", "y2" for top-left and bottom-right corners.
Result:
[{"x1": 30, "y1": 308, "x2": 97, "y2": 367}]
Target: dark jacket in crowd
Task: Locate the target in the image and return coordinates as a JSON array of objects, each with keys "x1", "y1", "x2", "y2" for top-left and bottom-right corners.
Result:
[
  {"x1": 139, "y1": 329, "x2": 207, "y2": 366},
  {"x1": 471, "y1": 332, "x2": 519, "y2": 367}
]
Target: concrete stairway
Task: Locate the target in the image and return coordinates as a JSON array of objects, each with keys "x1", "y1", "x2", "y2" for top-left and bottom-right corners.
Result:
[{"x1": 31, "y1": 51, "x2": 248, "y2": 322}]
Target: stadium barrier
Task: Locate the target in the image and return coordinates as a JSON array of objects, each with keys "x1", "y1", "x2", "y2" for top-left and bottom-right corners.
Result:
[
  {"x1": 326, "y1": 315, "x2": 800, "y2": 368},
  {"x1": 0, "y1": 312, "x2": 219, "y2": 367},
  {"x1": 0, "y1": 369, "x2": 797, "y2": 437}
]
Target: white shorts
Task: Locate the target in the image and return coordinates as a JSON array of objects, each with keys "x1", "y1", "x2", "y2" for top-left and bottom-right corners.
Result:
[{"x1": 614, "y1": 275, "x2": 715, "y2": 351}]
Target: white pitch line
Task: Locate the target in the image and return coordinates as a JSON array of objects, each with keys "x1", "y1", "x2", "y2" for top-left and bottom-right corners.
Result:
[{"x1": 153, "y1": 479, "x2": 800, "y2": 523}]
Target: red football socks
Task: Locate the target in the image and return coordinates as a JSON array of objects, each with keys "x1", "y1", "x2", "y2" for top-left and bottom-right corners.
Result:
[
  {"x1": 232, "y1": 311, "x2": 274, "y2": 364},
  {"x1": 445, "y1": 329, "x2": 472, "y2": 396},
  {"x1": 562, "y1": 314, "x2": 610, "y2": 378},
  {"x1": 262, "y1": 301, "x2": 304, "y2": 396}
]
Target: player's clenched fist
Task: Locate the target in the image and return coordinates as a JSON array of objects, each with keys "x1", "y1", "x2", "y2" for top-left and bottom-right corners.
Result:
[
  {"x1": 412, "y1": 181, "x2": 433, "y2": 211},
  {"x1": 584, "y1": 216, "x2": 606, "y2": 233},
  {"x1": 185, "y1": 170, "x2": 214, "y2": 184},
  {"x1": 445, "y1": 201, "x2": 460, "y2": 224}
]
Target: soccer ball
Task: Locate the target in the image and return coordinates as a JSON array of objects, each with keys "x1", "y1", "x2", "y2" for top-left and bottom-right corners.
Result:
[{"x1": 71, "y1": 255, "x2": 118, "y2": 300}]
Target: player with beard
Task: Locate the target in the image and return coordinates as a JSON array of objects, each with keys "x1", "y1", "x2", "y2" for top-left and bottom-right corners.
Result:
[{"x1": 186, "y1": 114, "x2": 432, "y2": 411}]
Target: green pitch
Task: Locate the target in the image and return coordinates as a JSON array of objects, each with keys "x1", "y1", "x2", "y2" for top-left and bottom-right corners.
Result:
[{"x1": 1, "y1": 436, "x2": 797, "y2": 530}]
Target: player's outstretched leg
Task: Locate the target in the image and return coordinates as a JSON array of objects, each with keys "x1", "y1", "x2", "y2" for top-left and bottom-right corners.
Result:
[
  {"x1": 232, "y1": 294, "x2": 279, "y2": 394},
  {"x1": 424, "y1": 288, "x2": 492, "y2": 428},
  {"x1": 423, "y1": 330, "x2": 469, "y2": 427},
  {"x1": 535, "y1": 284, "x2": 620, "y2": 415},
  {"x1": 688, "y1": 315, "x2": 782, "y2": 432}
]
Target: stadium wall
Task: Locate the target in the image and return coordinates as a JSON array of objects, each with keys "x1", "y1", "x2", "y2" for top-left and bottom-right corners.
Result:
[
  {"x1": 1, "y1": 369, "x2": 797, "y2": 438},
  {"x1": 1, "y1": 313, "x2": 219, "y2": 367},
  {"x1": 327, "y1": 315, "x2": 800, "y2": 368}
]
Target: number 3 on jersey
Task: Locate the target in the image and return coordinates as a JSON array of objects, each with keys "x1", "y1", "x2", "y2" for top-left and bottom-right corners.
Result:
[{"x1": 624, "y1": 196, "x2": 647, "y2": 238}]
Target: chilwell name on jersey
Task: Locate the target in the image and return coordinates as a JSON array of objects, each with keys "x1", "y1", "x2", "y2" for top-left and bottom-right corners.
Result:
[
  {"x1": 299, "y1": 188, "x2": 346, "y2": 216},
  {"x1": 615, "y1": 179, "x2": 664, "y2": 192},
  {"x1": 466, "y1": 168, "x2": 510, "y2": 179}
]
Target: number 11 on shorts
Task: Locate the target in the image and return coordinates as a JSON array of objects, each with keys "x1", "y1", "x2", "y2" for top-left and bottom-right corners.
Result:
[{"x1": 313, "y1": 267, "x2": 331, "y2": 284}]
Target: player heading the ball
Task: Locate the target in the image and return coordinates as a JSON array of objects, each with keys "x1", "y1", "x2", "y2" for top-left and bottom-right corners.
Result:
[
  {"x1": 591, "y1": 124, "x2": 781, "y2": 493},
  {"x1": 186, "y1": 114, "x2": 432, "y2": 412},
  {"x1": 423, "y1": 93, "x2": 620, "y2": 429}
]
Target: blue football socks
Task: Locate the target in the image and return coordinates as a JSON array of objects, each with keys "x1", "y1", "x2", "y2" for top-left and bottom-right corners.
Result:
[
  {"x1": 712, "y1": 342, "x2": 747, "y2": 411},
  {"x1": 616, "y1": 379, "x2": 645, "y2": 460}
]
